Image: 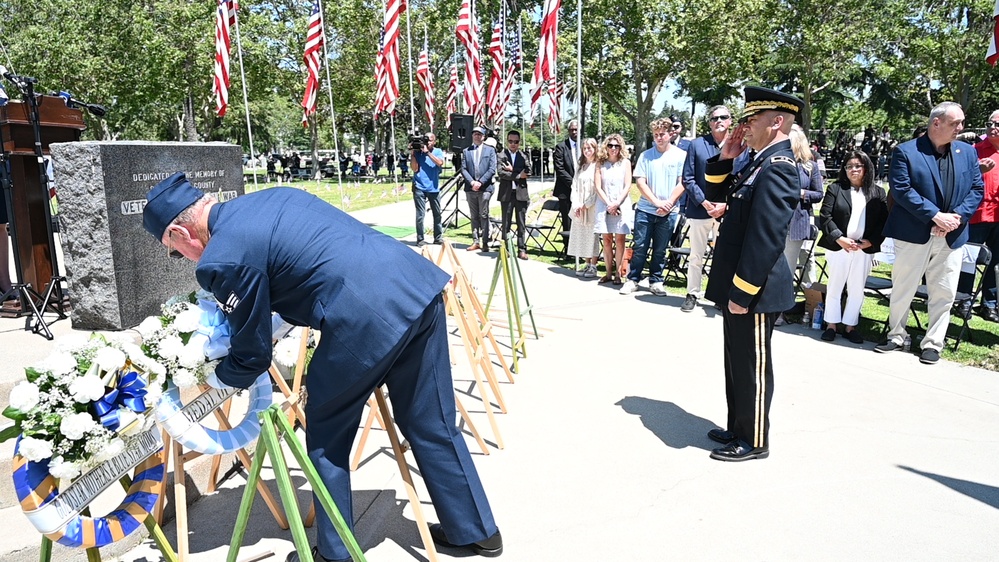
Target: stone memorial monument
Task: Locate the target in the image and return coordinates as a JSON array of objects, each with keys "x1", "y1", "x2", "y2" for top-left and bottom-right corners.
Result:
[{"x1": 49, "y1": 141, "x2": 244, "y2": 330}]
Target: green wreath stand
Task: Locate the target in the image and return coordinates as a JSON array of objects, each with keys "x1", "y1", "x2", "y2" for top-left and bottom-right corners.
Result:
[{"x1": 227, "y1": 404, "x2": 365, "y2": 562}]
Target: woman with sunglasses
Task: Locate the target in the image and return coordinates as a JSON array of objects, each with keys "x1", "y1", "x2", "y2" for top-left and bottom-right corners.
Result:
[
  {"x1": 593, "y1": 134, "x2": 633, "y2": 284},
  {"x1": 816, "y1": 151, "x2": 888, "y2": 343}
]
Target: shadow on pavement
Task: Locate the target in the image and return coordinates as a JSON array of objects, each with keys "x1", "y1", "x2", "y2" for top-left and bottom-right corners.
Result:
[
  {"x1": 898, "y1": 465, "x2": 999, "y2": 510},
  {"x1": 615, "y1": 396, "x2": 716, "y2": 451}
]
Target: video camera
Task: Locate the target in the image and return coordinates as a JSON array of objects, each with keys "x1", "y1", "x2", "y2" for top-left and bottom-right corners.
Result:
[{"x1": 409, "y1": 132, "x2": 430, "y2": 151}]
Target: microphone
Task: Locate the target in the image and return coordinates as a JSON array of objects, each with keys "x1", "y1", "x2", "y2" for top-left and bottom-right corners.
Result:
[
  {"x1": 54, "y1": 90, "x2": 107, "y2": 117},
  {"x1": 0, "y1": 65, "x2": 35, "y2": 87}
]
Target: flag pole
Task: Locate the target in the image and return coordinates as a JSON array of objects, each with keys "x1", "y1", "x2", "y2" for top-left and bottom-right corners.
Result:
[
  {"x1": 231, "y1": 7, "x2": 257, "y2": 189},
  {"x1": 500, "y1": 4, "x2": 506, "y2": 141},
  {"x1": 576, "y1": 0, "x2": 582, "y2": 131},
  {"x1": 317, "y1": 0, "x2": 345, "y2": 206},
  {"x1": 405, "y1": 1, "x2": 416, "y2": 132}
]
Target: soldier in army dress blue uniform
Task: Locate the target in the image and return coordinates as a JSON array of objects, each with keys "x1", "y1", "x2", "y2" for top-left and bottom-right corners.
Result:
[
  {"x1": 143, "y1": 173, "x2": 503, "y2": 561},
  {"x1": 702, "y1": 87, "x2": 806, "y2": 462}
]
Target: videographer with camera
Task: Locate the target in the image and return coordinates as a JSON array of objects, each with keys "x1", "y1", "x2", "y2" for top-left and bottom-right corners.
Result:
[{"x1": 409, "y1": 132, "x2": 445, "y2": 246}]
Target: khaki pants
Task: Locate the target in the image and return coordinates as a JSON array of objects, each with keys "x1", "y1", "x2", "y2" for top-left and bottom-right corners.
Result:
[{"x1": 887, "y1": 237, "x2": 962, "y2": 351}]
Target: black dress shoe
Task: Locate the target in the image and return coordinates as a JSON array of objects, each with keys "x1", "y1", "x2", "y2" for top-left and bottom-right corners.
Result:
[
  {"x1": 429, "y1": 523, "x2": 503, "y2": 557},
  {"x1": 710, "y1": 440, "x2": 769, "y2": 462},
  {"x1": 979, "y1": 306, "x2": 999, "y2": 323},
  {"x1": 707, "y1": 428, "x2": 738, "y2": 445},
  {"x1": 820, "y1": 328, "x2": 836, "y2": 341},
  {"x1": 845, "y1": 330, "x2": 864, "y2": 344},
  {"x1": 954, "y1": 300, "x2": 973, "y2": 320},
  {"x1": 286, "y1": 546, "x2": 349, "y2": 562}
]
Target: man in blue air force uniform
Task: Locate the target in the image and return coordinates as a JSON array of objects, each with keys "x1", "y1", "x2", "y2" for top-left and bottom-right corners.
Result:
[
  {"x1": 702, "y1": 87, "x2": 804, "y2": 462},
  {"x1": 142, "y1": 173, "x2": 502, "y2": 561}
]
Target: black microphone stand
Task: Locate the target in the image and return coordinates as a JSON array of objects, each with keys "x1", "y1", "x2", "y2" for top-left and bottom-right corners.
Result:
[{"x1": 1, "y1": 75, "x2": 67, "y2": 339}]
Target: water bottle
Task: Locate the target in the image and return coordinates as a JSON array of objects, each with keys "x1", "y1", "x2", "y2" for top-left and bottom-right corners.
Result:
[
  {"x1": 802, "y1": 310, "x2": 810, "y2": 327},
  {"x1": 902, "y1": 335, "x2": 912, "y2": 352},
  {"x1": 811, "y1": 303, "x2": 824, "y2": 330}
]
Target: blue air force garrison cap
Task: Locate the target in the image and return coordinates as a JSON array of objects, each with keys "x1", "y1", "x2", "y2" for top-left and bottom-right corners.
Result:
[
  {"x1": 142, "y1": 172, "x2": 203, "y2": 240},
  {"x1": 742, "y1": 86, "x2": 804, "y2": 121}
]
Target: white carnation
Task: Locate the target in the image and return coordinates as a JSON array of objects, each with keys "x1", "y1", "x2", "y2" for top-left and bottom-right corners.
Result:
[
  {"x1": 36, "y1": 352, "x2": 78, "y2": 376},
  {"x1": 8, "y1": 381, "x2": 40, "y2": 412},
  {"x1": 157, "y1": 335, "x2": 184, "y2": 360},
  {"x1": 94, "y1": 347, "x2": 127, "y2": 373},
  {"x1": 69, "y1": 374, "x2": 106, "y2": 403},
  {"x1": 55, "y1": 333, "x2": 92, "y2": 354},
  {"x1": 136, "y1": 316, "x2": 163, "y2": 339},
  {"x1": 172, "y1": 308, "x2": 203, "y2": 334},
  {"x1": 145, "y1": 360, "x2": 166, "y2": 377},
  {"x1": 94, "y1": 437, "x2": 124, "y2": 463},
  {"x1": 172, "y1": 369, "x2": 198, "y2": 388},
  {"x1": 19, "y1": 436, "x2": 54, "y2": 462},
  {"x1": 178, "y1": 341, "x2": 207, "y2": 369},
  {"x1": 274, "y1": 337, "x2": 300, "y2": 368},
  {"x1": 59, "y1": 412, "x2": 97, "y2": 440},
  {"x1": 47, "y1": 456, "x2": 81, "y2": 480},
  {"x1": 144, "y1": 381, "x2": 164, "y2": 407}
]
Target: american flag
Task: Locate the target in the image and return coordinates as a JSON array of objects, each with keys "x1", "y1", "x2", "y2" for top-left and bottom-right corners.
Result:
[
  {"x1": 509, "y1": 24, "x2": 522, "y2": 71},
  {"x1": 212, "y1": 0, "x2": 239, "y2": 117},
  {"x1": 374, "y1": 0, "x2": 405, "y2": 117},
  {"x1": 416, "y1": 42, "x2": 435, "y2": 130},
  {"x1": 547, "y1": 79, "x2": 563, "y2": 134},
  {"x1": 485, "y1": 23, "x2": 504, "y2": 125},
  {"x1": 0, "y1": 82, "x2": 8, "y2": 107},
  {"x1": 529, "y1": 0, "x2": 560, "y2": 123},
  {"x1": 456, "y1": 0, "x2": 482, "y2": 121},
  {"x1": 446, "y1": 64, "x2": 458, "y2": 127},
  {"x1": 989, "y1": 0, "x2": 999, "y2": 66},
  {"x1": 300, "y1": 1, "x2": 324, "y2": 126}
]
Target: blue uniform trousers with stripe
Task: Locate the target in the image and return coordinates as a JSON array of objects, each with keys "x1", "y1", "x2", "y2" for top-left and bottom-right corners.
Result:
[{"x1": 722, "y1": 310, "x2": 777, "y2": 449}]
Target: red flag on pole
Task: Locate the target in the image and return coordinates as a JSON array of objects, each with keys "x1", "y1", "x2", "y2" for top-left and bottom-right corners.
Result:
[
  {"x1": 416, "y1": 43, "x2": 435, "y2": 130},
  {"x1": 374, "y1": 0, "x2": 406, "y2": 118},
  {"x1": 456, "y1": 0, "x2": 482, "y2": 122},
  {"x1": 485, "y1": 23, "x2": 504, "y2": 125},
  {"x1": 213, "y1": 0, "x2": 239, "y2": 117},
  {"x1": 300, "y1": 1, "x2": 324, "y2": 126},
  {"x1": 547, "y1": 79, "x2": 564, "y2": 134},
  {"x1": 529, "y1": 0, "x2": 560, "y2": 123},
  {"x1": 988, "y1": 0, "x2": 999, "y2": 66},
  {"x1": 446, "y1": 64, "x2": 458, "y2": 127}
]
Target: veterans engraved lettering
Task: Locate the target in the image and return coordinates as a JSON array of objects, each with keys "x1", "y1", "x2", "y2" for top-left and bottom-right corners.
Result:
[{"x1": 180, "y1": 386, "x2": 238, "y2": 425}]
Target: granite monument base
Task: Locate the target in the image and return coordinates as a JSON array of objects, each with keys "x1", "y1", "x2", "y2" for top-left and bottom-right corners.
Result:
[{"x1": 49, "y1": 141, "x2": 244, "y2": 330}]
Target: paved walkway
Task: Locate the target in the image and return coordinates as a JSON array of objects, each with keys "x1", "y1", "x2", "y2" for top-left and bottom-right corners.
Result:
[{"x1": 2, "y1": 183, "x2": 997, "y2": 561}]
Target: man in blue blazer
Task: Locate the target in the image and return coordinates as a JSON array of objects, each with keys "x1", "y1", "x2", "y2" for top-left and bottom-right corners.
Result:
[
  {"x1": 876, "y1": 102, "x2": 984, "y2": 364},
  {"x1": 143, "y1": 173, "x2": 502, "y2": 561},
  {"x1": 461, "y1": 127, "x2": 497, "y2": 251}
]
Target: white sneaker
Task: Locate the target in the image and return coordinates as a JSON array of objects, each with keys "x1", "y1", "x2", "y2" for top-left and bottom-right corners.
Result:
[
  {"x1": 637, "y1": 277, "x2": 650, "y2": 289},
  {"x1": 583, "y1": 264, "x2": 598, "y2": 278},
  {"x1": 619, "y1": 280, "x2": 637, "y2": 295},
  {"x1": 650, "y1": 282, "x2": 668, "y2": 296}
]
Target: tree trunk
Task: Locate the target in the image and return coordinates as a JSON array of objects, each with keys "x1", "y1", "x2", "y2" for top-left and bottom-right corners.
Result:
[
  {"x1": 183, "y1": 95, "x2": 199, "y2": 142},
  {"x1": 309, "y1": 116, "x2": 320, "y2": 180}
]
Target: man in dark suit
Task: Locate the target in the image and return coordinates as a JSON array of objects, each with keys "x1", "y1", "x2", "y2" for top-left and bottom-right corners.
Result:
[
  {"x1": 460, "y1": 127, "x2": 497, "y2": 251},
  {"x1": 703, "y1": 87, "x2": 803, "y2": 462},
  {"x1": 142, "y1": 173, "x2": 502, "y2": 562},
  {"x1": 552, "y1": 120, "x2": 579, "y2": 231},
  {"x1": 875, "y1": 102, "x2": 985, "y2": 364},
  {"x1": 497, "y1": 130, "x2": 532, "y2": 260}
]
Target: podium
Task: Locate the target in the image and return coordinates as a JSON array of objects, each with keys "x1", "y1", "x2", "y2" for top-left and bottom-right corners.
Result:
[{"x1": 0, "y1": 95, "x2": 85, "y2": 299}]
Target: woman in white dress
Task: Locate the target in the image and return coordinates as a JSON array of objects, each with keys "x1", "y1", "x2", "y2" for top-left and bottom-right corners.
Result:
[
  {"x1": 594, "y1": 134, "x2": 633, "y2": 284},
  {"x1": 568, "y1": 138, "x2": 601, "y2": 277}
]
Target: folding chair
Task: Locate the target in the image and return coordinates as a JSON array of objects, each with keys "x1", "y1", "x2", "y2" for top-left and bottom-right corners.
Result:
[
  {"x1": 937, "y1": 242, "x2": 991, "y2": 350},
  {"x1": 524, "y1": 198, "x2": 562, "y2": 255},
  {"x1": 663, "y1": 214, "x2": 690, "y2": 283},
  {"x1": 863, "y1": 274, "x2": 894, "y2": 336},
  {"x1": 792, "y1": 225, "x2": 820, "y2": 299}
]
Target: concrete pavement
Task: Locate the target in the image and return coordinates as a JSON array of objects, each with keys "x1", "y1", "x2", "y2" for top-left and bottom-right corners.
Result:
[{"x1": 1, "y1": 181, "x2": 997, "y2": 561}]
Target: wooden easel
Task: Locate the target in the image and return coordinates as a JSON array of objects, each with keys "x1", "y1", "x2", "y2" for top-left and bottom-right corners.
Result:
[
  {"x1": 160, "y1": 394, "x2": 290, "y2": 561},
  {"x1": 485, "y1": 236, "x2": 538, "y2": 373}
]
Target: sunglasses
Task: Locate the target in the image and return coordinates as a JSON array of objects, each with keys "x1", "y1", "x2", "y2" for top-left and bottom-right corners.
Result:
[
  {"x1": 166, "y1": 230, "x2": 184, "y2": 259},
  {"x1": 987, "y1": 121, "x2": 999, "y2": 128},
  {"x1": 607, "y1": 143, "x2": 621, "y2": 149},
  {"x1": 671, "y1": 124, "x2": 682, "y2": 130},
  {"x1": 508, "y1": 139, "x2": 521, "y2": 144},
  {"x1": 709, "y1": 115, "x2": 731, "y2": 122}
]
